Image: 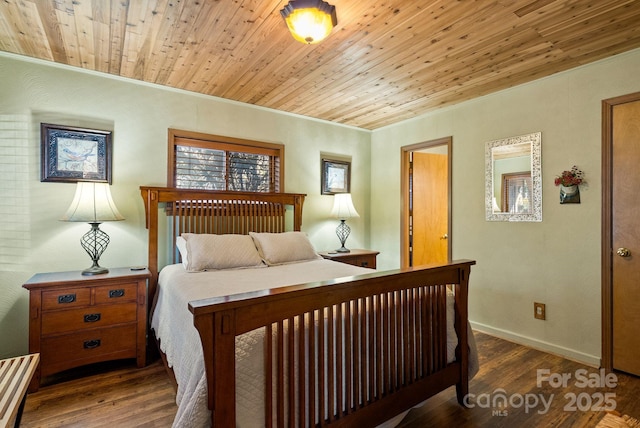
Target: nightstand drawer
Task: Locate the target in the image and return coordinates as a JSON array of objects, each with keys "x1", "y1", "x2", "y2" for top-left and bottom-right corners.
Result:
[
  {"x1": 41, "y1": 303, "x2": 137, "y2": 335},
  {"x1": 94, "y1": 283, "x2": 138, "y2": 304},
  {"x1": 42, "y1": 288, "x2": 91, "y2": 310},
  {"x1": 41, "y1": 324, "x2": 137, "y2": 376},
  {"x1": 352, "y1": 256, "x2": 375, "y2": 268}
]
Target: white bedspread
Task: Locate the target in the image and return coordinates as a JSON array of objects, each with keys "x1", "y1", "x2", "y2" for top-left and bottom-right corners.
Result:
[{"x1": 151, "y1": 259, "x2": 478, "y2": 427}]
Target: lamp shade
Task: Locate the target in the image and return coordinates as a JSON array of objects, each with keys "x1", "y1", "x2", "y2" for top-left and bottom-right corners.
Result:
[
  {"x1": 331, "y1": 193, "x2": 359, "y2": 220},
  {"x1": 61, "y1": 182, "x2": 124, "y2": 223},
  {"x1": 281, "y1": 0, "x2": 337, "y2": 44}
]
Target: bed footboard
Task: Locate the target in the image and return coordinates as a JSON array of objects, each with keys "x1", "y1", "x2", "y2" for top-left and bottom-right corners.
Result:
[{"x1": 190, "y1": 260, "x2": 474, "y2": 427}]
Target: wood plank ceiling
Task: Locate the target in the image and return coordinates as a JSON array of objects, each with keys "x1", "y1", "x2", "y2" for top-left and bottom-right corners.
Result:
[{"x1": 1, "y1": 0, "x2": 640, "y2": 130}]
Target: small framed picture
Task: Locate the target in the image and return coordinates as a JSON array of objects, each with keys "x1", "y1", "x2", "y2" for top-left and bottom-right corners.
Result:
[
  {"x1": 321, "y1": 159, "x2": 351, "y2": 194},
  {"x1": 41, "y1": 123, "x2": 112, "y2": 183}
]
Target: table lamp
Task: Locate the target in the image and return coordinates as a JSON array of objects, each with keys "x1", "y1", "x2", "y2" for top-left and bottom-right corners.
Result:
[
  {"x1": 330, "y1": 193, "x2": 359, "y2": 253},
  {"x1": 60, "y1": 182, "x2": 124, "y2": 275}
]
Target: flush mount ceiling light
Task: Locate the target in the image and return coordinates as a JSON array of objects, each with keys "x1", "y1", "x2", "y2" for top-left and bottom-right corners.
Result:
[{"x1": 280, "y1": 0, "x2": 337, "y2": 44}]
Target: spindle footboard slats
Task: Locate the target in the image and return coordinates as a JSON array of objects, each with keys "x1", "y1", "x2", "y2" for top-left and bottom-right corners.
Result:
[{"x1": 190, "y1": 262, "x2": 473, "y2": 427}]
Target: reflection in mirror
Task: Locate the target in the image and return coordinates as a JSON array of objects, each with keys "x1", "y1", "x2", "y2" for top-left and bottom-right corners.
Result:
[{"x1": 485, "y1": 132, "x2": 542, "y2": 222}]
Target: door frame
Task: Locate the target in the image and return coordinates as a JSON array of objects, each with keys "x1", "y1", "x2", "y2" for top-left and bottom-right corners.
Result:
[
  {"x1": 400, "y1": 137, "x2": 452, "y2": 269},
  {"x1": 601, "y1": 91, "x2": 640, "y2": 370}
]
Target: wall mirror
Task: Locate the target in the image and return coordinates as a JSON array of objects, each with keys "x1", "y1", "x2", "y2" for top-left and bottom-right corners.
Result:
[{"x1": 485, "y1": 132, "x2": 542, "y2": 222}]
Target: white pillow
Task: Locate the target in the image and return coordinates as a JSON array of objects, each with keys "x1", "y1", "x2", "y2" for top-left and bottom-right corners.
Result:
[
  {"x1": 249, "y1": 231, "x2": 320, "y2": 266},
  {"x1": 176, "y1": 236, "x2": 189, "y2": 269},
  {"x1": 180, "y1": 233, "x2": 264, "y2": 272}
]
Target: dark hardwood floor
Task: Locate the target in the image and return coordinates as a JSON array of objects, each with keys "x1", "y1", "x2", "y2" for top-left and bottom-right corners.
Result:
[
  {"x1": 21, "y1": 358, "x2": 177, "y2": 427},
  {"x1": 21, "y1": 332, "x2": 640, "y2": 427},
  {"x1": 397, "y1": 332, "x2": 640, "y2": 427}
]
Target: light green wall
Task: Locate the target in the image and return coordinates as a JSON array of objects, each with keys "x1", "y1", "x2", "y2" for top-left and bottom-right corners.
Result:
[
  {"x1": 370, "y1": 48, "x2": 640, "y2": 365},
  {"x1": 0, "y1": 53, "x2": 371, "y2": 358}
]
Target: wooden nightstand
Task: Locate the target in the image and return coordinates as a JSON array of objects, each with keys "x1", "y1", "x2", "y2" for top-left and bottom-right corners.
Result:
[
  {"x1": 318, "y1": 249, "x2": 379, "y2": 269},
  {"x1": 23, "y1": 267, "x2": 150, "y2": 391}
]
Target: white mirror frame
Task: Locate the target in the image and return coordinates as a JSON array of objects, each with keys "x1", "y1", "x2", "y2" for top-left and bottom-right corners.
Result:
[{"x1": 485, "y1": 132, "x2": 542, "y2": 222}]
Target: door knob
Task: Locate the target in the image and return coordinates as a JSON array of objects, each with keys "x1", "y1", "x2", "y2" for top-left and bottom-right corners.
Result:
[
  {"x1": 616, "y1": 247, "x2": 631, "y2": 257},
  {"x1": 441, "y1": 234, "x2": 448, "y2": 240}
]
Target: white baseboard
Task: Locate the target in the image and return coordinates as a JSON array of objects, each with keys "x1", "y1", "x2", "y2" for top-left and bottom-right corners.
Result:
[{"x1": 470, "y1": 321, "x2": 601, "y2": 368}]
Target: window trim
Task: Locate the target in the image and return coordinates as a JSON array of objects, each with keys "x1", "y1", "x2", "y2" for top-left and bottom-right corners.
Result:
[{"x1": 167, "y1": 128, "x2": 284, "y2": 192}]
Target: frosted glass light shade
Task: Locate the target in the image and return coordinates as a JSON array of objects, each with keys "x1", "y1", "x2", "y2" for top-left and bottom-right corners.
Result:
[
  {"x1": 61, "y1": 182, "x2": 124, "y2": 223},
  {"x1": 331, "y1": 193, "x2": 359, "y2": 220},
  {"x1": 281, "y1": 0, "x2": 337, "y2": 44}
]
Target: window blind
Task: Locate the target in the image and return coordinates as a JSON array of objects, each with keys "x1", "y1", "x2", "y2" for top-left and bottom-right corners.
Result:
[
  {"x1": 0, "y1": 115, "x2": 30, "y2": 270},
  {"x1": 172, "y1": 135, "x2": 282, "y2": 192}
]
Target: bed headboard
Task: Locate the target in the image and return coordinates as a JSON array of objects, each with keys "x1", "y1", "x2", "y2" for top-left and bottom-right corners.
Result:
[{"x1": 140, "y1": 186, "x2": 306, "y2": 298}]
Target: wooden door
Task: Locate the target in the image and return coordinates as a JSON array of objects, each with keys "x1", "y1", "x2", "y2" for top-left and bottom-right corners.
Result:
[
  {"x1": 412, "y1": 152, "x2": 448, "y2": 266},
  {"x1": 611, "y1": 99, "x2": 640, "y2": 376}
]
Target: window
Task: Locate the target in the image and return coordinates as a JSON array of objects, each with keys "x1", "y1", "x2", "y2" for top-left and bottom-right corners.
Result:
[{"x1": 168, "y1": 129, "x2": 283, "y2": 192}]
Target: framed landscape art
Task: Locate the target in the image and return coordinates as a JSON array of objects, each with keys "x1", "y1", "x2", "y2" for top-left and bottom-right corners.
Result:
[{"x1": 41, "y1": 123, "x2": 112, "y2": 183}]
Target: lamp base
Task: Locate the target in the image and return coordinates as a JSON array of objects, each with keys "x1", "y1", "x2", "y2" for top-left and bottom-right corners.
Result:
[
  {"x1": 82, "y1": 265, "x2": 109, "y2": 276},
  {"x1": 80, "y1": 223, "x2": 111, "y2": 276},
  {"x1": 335, "y1": 219, "x2": 351, "y2": 253}
]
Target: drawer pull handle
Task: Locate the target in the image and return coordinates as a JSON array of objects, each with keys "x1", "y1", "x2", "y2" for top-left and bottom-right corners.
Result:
[
  {"x1": 361, "y1": 261, "x2": 369, "y2": 267},
  {"x1": 84, "y1": 313, "x2": 101, "y2": 323},
  {"x1": 58, "y1": 294, "x2": 76, "y2": 304},
  {"x1": 109, "y1": 289, "x2": 125, "y2": 298},
  {"x1": 83, "y1": 339, "x2": 101, "y2": 349}
]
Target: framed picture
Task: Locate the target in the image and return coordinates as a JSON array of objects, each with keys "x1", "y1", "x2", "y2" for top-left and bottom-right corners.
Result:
[
  {"x1": 321, "y1": 158, "x2": 351, "y2": 194},
  {"x1": 41, "y1": 123, "x2": 112, "y2": 183}
]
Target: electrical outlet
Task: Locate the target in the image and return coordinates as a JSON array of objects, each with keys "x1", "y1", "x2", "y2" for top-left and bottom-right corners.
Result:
[{"x1": 534, "y1": 302, "x2": 546, "y2": 320}]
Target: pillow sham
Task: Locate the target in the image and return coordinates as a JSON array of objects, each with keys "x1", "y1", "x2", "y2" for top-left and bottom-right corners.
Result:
[
  {"x1": 249, "y1": 231, "x2": 320, "y2": 266},
  {"x1": 180, "y1": 233, "x2": 264, "y2": 272},
  {"x1": 176, "y1": 236, "x2": 189, "y2": 269}
]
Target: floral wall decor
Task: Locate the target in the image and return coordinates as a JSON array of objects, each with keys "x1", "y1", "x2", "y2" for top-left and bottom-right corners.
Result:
[{"x1": 554, "y1": 165, "x2": 585, "y2": 204}]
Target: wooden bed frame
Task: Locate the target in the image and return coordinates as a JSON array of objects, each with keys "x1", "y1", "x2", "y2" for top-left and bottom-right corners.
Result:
[{"x1": 141, "y1": 186, "x2": 474, "y2": 427}]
